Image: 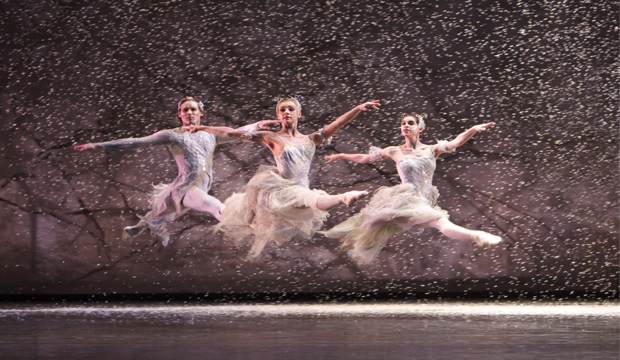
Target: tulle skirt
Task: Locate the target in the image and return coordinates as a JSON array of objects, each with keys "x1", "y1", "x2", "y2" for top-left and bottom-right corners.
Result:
[
  {"x1": 137, "y1": 182, "x2": 189, "y2": 245},
  {"x1": 322, "y1": 183, "x2": 448, "y2": 264},
  {"x1": 214, "y1": 166, "x2": 329, "y2": 258}
]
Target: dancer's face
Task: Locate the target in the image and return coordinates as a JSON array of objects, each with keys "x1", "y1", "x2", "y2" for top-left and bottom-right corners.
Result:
[
  {"x1": 277, "y1": 100, "x2": 301, "y2": 126},
  {"x1": 178, "y1": 100, "x2": 205, "y2": 126},
  {"x1": 401, "y1": 116, "x2": 422, "y2": 137}
]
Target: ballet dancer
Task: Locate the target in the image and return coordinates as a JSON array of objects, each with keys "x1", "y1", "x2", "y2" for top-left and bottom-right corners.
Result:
[
  {"x1": 74, "y1": 97, "x2": 277, "y2": 245},
  {"x1": 184, "y1": 97, "x2": 380, "y2": 257},
  {"x1": 322, "y1": 113, "x2": 502, "y2": 264}
]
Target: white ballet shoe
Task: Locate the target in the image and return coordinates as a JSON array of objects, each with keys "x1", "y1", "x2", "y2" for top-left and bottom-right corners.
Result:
[
  {"x1": 161, "y1": 234, "x2": 171, "y2": 247},
  {"x1": 122, "y1": 221, "x2": 147, "y2": 241},
  {"x1": 341, "y1": 190, "x2": 368, "y2": 207},
  {"x1": 472, "y1": 231, "x2": 502, "y2": 247}
]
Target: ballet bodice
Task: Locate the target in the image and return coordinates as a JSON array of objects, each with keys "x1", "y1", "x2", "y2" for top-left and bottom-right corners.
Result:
[
  {"x1": 274, "y1": 137, "x2": 316, "y2": 187},
  {"x1": 396, "y1": 155, "x2": 436, "y2": 195}
]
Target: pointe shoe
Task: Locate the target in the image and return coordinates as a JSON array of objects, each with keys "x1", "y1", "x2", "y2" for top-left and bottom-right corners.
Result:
[
  {"x1": 472, "y1": 231, "x2": 502, "y2": 247},
  {"x1": 341, "y1": 190, "x2": 369, "y2": 207},
  {"x1": 122, "y1": 222, "x2": 147, "y2": 241}
]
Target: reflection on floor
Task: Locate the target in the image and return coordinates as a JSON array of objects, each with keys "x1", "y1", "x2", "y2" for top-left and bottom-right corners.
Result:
[{"x1": 0, "y1": 300, "x2": 618, "y2": 359}]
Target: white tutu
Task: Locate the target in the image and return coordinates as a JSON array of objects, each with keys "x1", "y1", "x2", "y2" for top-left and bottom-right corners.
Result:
[
  {"x1": 214, "y1": 166, "x2": 329, "y2": 258},
  {"x1": 322, "y1": 183, "x2": 448, "y2": 264}
]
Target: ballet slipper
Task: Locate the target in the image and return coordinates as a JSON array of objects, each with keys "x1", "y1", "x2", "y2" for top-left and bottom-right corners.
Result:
[
  {"x1": 122, "y1": 221, "x2": 148, "y2": 241},
  {"x1": 472, "y1": 230, "x2": 502, "y2": 247},
  {"x1": 341, "y1": 190, "x2": 369, "y2": 207}
]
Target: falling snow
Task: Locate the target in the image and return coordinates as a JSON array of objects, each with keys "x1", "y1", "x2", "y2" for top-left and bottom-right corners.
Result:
[{"x1": 0, "y1": 0, "x2": 617, "y2": 296}]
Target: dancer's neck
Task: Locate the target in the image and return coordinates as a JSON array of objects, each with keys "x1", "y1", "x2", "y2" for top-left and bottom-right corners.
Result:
[
  {"x1": 403, "y1": 135, "x2": 421, "y2": 149},
  {"x1": 280, "y1": 124, "x2": 300, "y2": 138}
]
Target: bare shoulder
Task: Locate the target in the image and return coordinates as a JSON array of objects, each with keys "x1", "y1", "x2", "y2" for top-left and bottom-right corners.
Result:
[
  {"x1": 386, "y1": 146, "x2": 401, "y2": 154},
  {"x1": 419, "y1": 143, "x2": 432, "y2": 151}
]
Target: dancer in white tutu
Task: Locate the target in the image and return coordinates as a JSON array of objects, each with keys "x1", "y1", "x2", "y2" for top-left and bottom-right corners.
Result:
[
  {"x1": 74, "y1": 97, "x2": 276, "y2": 245},
  {"x1": 184, "y1": 98, "x2": 380, "y2": 257},
  {"x1": 322, "y1": 113, "x2": 502, "y2": 264}
]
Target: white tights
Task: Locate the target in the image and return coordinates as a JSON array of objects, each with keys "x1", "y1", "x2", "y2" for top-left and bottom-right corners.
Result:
[
  {"x1": 315, "y1": 194, "x2": 346, "y2": 210},
  {"x1": 425, "y1": 217, "x2": 475, "y2": 241},
  {"x1": 182, "y1": 187, "x2": 223, "y2": 221}
]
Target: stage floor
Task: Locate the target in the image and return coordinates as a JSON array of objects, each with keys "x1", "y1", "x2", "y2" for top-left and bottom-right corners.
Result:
[{"x1": 0, "y1": 300, "x2": 618, "y2": 359}]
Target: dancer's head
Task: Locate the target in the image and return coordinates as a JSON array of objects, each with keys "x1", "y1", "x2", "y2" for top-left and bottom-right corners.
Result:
[
  {"x1": 177, "y1": 96, "x2": 205, "y2": 126},
  {"x1": 275, "y1": 97, "x2": 302, "y2": 127},
  {"x1": 400, "y1": 112, "x2": 426, "y2": 137}
]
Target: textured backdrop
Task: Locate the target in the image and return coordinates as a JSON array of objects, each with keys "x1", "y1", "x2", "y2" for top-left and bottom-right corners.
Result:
[{"x1": 0, "y1": 0, "x2": 617, "y2": 295}]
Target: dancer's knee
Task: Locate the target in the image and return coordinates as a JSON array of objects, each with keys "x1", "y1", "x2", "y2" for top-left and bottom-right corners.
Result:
[
  {"x1": 425, "y1": 218, "x2": 445, "y2": 230},
  {"x1": 183, "y1": 188, "x2": 223, "y2": 218}
]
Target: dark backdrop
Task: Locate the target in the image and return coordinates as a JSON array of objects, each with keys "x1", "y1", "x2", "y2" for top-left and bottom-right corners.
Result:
[{"x1": 1, "y1": 0, "x2": 617, "y2": 295}]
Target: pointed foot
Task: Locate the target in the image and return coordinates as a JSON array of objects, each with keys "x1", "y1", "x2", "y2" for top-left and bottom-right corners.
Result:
[
  {"x1": 472, "y1": 231, "x2": 502, "y2": 247},
  {"x1": 342, "y1": 190, "x2": 368, "y2": 207},
  {"x1": 122, "y1": 222, "x2": 147, "y2": 241}
]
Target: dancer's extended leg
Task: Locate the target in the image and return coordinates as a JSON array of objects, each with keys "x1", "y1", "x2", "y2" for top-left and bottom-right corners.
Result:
[
  {"x1": 122, "y1": 217, "x2": 149, "y2": 241},
  {"x1": 182, "y1": 187, "x2": 223, "y2": 221},
  {"x1": 425, "y1": 218, "x2": 502, "y2": 246},
  {"x1": 123, "y1": 210, "x2": 171, "y2": 244},
  {"x1": 315, "y1": 190, "x2": 368, "y2": 210}
]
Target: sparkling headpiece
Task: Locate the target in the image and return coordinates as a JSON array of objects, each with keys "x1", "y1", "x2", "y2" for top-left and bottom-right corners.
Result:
[
  {"x1": 402, "y1": 112, "x2": 427, "y2": 129},
  {"x1": 178, "y1": 96, "x2": 205, "y2": 112},
  {"x1": 274, "y1": 95, "x2": 303, "y2": 112}
]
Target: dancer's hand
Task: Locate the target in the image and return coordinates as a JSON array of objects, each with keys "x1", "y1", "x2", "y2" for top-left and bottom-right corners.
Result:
[
  {"x1": 257, "y1": 120, "x2": 280, "y2": 130},
  {"x1": 471, "y1": 122, "x2": 496, "y2": 132},
  {"x1": 182, "y1": 125, "x2": 203, "y2": 133},
  {"x1": 74, "y1": 143, "x2": 99, "y2": 151},
  {"x1": 324, "y1": 154, "x2": 341, "y2": 162},
  {"x1": 357, "y1": 100, "x2": 381, "y2": 111}
]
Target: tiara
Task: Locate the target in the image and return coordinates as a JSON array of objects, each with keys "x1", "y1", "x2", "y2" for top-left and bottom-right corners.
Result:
[
  {"x1": 178, "y1": 96, "x2": 205, "y2": 112},
  {"x1": 273, "y1": 95, "x2": 304, "y2": 103}
]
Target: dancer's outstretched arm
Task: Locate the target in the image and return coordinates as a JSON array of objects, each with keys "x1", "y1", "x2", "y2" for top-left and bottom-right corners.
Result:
[
  {"x1": 314, "y1": 100, "x2": 380, "y2": 143},
  {"x1": 184, "y1": 125, "x2": 245, "y2": 139},
  {"x1": 183, "y1": 120, "x2": 279, "y2": 138},
  {"x1": 236, "y1": 120, "x2": 280, "y2": 132},
  {"x1": 435, "y1": 122, "x2": 496, "y2": 155},
  {"x1": 201, "y1": 120, "x2": 280, "y2": 144},
  {"x1": 74, "y1": 130, "x2": 173, "y2": 151},
  {"x1": 324, "y1": 145, "x2": 393, "y2": 163},
  {"x1": 324, "y1": 152, "x2": 377, "y2": 164}
]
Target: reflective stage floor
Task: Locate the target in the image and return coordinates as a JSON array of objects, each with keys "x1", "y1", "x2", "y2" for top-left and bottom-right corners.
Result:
[{"x1": 0, "y1": 300, "x2": 618, "y2": 359}]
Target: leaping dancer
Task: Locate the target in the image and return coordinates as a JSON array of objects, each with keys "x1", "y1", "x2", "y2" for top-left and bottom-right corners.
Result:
[
  {"x1": 322, "y1": 113, "x2": 502, "y2": 264},
  {"x1": 184, "y1": 98, "x2": 380, "y2": 258},
  {"x1": 74, "y1": 97, "x2": 277, "y2": 245}
]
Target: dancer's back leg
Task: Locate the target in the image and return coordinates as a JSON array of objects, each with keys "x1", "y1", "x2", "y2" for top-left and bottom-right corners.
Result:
[
  {"x1": 182, "y1": 186, "x2": 223, "y2": 221},
  {"x1": 425, "y1": 218, "x2": 502, "y2": 246}
]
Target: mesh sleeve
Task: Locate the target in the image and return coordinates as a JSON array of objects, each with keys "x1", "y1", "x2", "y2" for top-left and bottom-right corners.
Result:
[
  {"x1": 99, "y1": 130, "x2": 172, "y2": 150},
  {"x1": 316, "y1": 128, "x2": 332, "y2": 145},
  {"x1": 240, "y1": 131, "x2": 254, "y2": 142},
  {"x1": 437, "y1": 140, "x2": 454, "y2": 153},
  {"x1": 369, "y1": 146, "x2": 384, "y2": 161}
]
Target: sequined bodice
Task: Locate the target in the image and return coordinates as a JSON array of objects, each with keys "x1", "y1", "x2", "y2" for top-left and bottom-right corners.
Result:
[
  {"x1": 396, "y1": 155, "x2": 436, "y2": 195},
  {"x1": 274, "y1": 137, "x2": 316, "y2": 187}
]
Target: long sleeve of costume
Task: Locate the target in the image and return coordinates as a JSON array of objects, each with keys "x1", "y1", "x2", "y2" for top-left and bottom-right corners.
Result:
[{"x1": 98, "y1": 130, "x2": 173, "y2": 150}]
